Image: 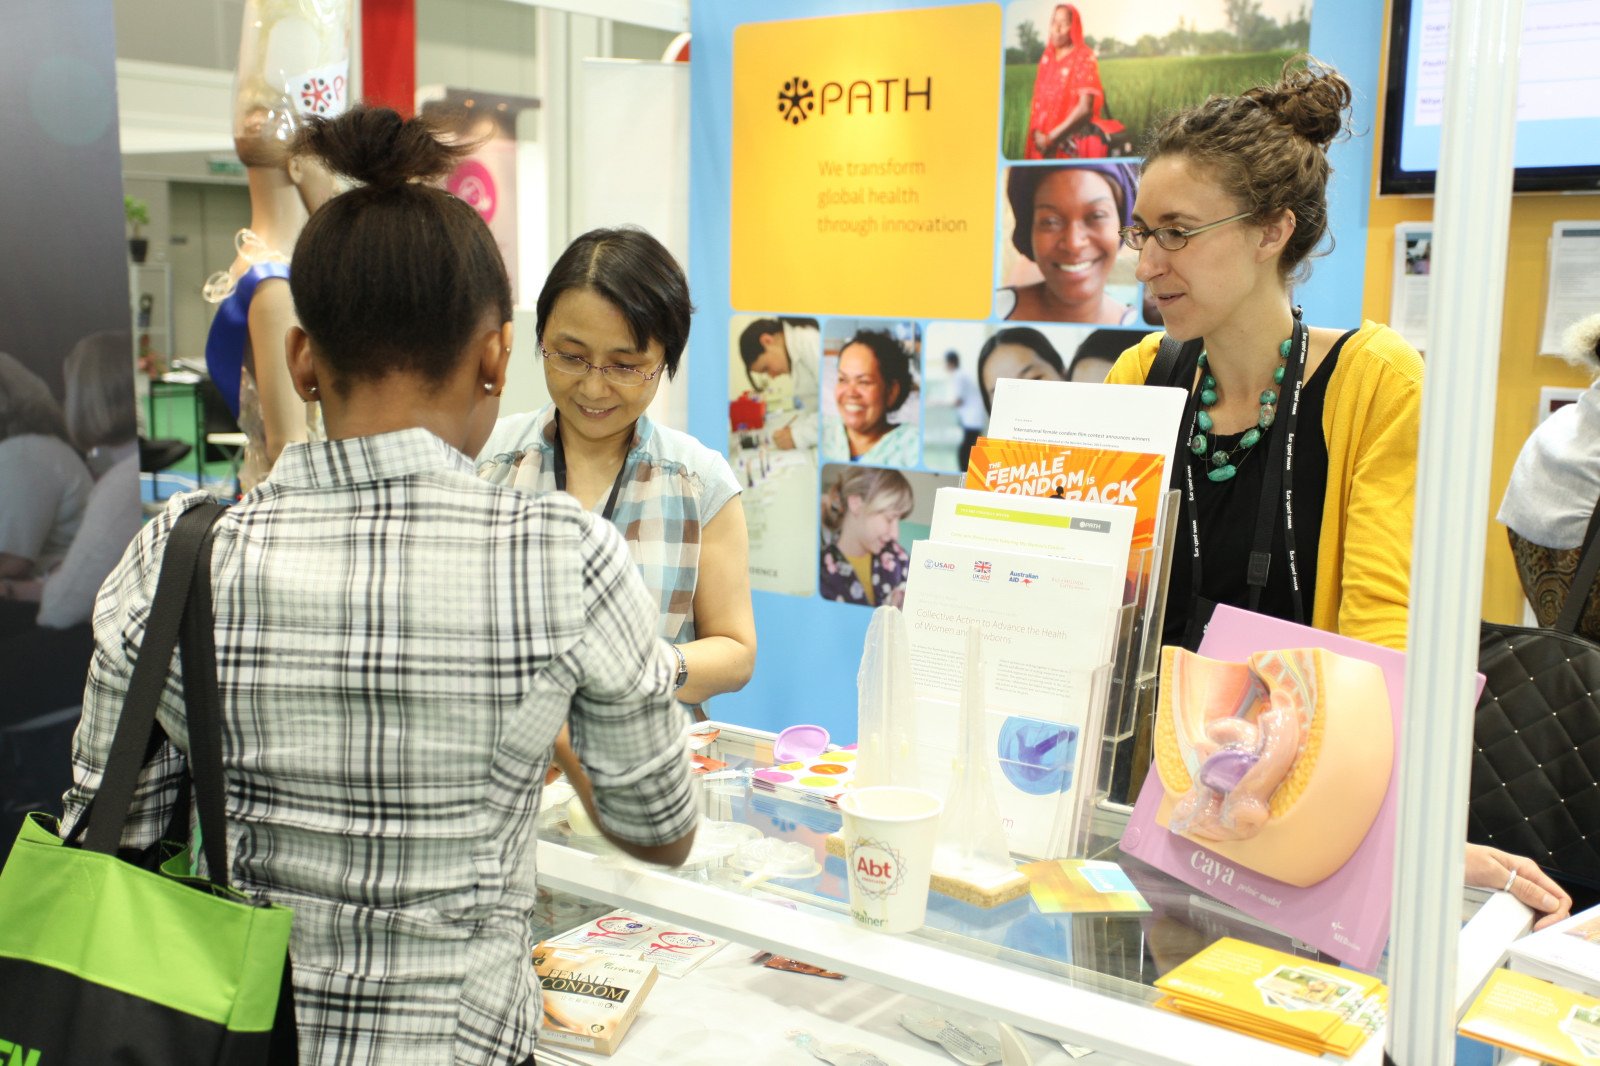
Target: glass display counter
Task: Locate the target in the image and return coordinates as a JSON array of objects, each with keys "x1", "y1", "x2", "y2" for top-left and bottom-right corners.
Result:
[{"x1": 534, "y1": 722, "x2": 1514, "y2": 1065}]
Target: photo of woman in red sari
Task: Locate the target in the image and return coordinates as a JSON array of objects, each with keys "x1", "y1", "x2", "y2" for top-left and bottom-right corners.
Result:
[{"x1": 1025, "y1": 4, "x2": 1124, "y2": 159}]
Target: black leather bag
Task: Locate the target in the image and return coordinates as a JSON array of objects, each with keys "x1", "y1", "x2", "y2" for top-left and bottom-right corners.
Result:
[{"x1": 1469, "y1": 501, "x2": 1600, "y2": 889}]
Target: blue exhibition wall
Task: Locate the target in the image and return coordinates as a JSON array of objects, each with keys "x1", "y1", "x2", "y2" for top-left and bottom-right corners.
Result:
[{"x1": 689, "y1": 0, "x2": 1384, "y2": 741}]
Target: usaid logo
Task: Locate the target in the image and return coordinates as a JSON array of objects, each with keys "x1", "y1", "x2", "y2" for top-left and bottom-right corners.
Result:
[
  {"x1": 778, "y1": 75, "x2": 933, "y2": 123},
  {"x1": 923, "y1": 559, "x2": 956, "y2": 571}
]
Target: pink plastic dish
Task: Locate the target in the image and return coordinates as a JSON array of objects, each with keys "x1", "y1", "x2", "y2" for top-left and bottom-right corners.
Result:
[{"x1": 772, "y1": 724, "x2": 830, "y2": 763}]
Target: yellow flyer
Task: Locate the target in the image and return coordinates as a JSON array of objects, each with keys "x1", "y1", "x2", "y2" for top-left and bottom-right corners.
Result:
[
  {"x1": 1460, "y1": 968, "x2": 1600, "y2": 1065},
  {"x1": 1154, "y1": 937, "x2": 1384, "y2": 1057}
]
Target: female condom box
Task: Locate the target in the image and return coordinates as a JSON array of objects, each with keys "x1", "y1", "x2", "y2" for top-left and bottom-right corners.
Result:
[{"x1": 1120, "y1": 605, "x2": 1482, "y2": 972}]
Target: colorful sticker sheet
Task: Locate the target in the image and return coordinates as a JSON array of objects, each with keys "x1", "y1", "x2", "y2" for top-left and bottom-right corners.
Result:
[{"x1": 750, "y1": 746, "x2": 859, "y2": 806}]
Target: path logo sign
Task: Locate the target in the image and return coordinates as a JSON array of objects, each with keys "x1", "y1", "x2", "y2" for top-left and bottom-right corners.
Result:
[
  {"x1": 732, "y1": 3, "x2": 999, "y2": 318},
  {"x1": 778, "y1": 77, "x2": 815, "y2": 124}
]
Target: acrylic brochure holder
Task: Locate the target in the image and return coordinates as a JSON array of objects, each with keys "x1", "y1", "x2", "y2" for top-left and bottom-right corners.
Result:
[
  {"x1": 1099, "y1": 488, "x2": 1182, "y2": 811},
  {"x1": 896, "y1": 488, "x2": 1180, "y2": 862},
  {"x1": 911, "y1": 662, "x2": 1114, "y2": 862}
]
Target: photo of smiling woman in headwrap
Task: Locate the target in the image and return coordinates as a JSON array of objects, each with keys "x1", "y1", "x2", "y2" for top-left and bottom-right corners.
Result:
[{"x1": 996, "y1": 162, "x2": 1142, "y2": 325}]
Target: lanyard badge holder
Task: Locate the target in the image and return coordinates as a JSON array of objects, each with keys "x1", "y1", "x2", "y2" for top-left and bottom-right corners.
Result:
[{"x1": 1178, "y1": 309, "x2": 1311, "y2": 652}]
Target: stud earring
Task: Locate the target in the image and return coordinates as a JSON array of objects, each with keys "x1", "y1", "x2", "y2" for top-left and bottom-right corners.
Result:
[
  {"x1": 307, "y1": 385, "x2": 318, "y2": 396},
  {"x1": 484, "y1": 382, "x2": 494, "y2": 393}
]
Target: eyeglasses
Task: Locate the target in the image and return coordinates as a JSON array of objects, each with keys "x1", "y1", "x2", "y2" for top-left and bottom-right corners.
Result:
[
  {"x1": 1117, "y1": 211, "x2": 1253, "y2": 252},
  {"x1": 540, "y1": 344, "x2": 665, "y2": 388}
]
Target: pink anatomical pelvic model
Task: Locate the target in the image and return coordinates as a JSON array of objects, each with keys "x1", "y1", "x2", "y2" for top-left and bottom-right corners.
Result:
[{"x1": 1152, "y1": 646, "x2": 1394, "y2": 887}]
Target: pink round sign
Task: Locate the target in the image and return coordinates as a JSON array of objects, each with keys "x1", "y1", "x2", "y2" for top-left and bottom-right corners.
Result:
[{"x1": 448, "y1": 160, "x2": 497, "y2": 223}]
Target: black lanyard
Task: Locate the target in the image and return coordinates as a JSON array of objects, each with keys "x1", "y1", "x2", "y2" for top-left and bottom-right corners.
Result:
[
  {"x1": 1179, "y1": 311, "x2": 1309, "y2": 649},
  {"x1": 551, "y1": 411, "x2": 630, "y2": 523}
]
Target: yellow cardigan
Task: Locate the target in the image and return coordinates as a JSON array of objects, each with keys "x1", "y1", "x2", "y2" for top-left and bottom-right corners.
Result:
[{"x1": 1106, "y1": 322, "x2": 1424, "y2": 651}]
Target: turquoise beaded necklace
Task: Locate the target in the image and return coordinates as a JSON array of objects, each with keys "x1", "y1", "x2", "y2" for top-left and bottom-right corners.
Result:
[{"x1": 1187, "y1": 337, "x2": 1292, "y2": 482}]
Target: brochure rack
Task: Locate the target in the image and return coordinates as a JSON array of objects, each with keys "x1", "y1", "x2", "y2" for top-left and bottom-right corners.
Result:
[
  {"x1": 1098, "y1": 489, "x2": 1182, "y2": 810},
  {"x1": 909, "y1": 659, "x2": 1113, "y2": 862}
]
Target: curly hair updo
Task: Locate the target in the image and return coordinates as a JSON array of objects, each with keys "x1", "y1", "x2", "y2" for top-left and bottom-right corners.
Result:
[{"x1": 1142, "y1": 55, "x2": 1353, "y2": 282}]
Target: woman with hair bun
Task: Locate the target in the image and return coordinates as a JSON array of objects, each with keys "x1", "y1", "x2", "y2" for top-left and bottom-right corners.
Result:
[
  {"x1": 1107, "y1": 56, "x2": 1571, "y2": 926},
  {"x1": 62, "y1": 108, "x2": 696, "y2": 1065}
]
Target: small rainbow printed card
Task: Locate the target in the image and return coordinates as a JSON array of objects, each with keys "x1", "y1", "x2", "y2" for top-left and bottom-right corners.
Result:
[
  {"x1": 1020, "y1": 859, "x2": 1151, "y2": 915},
  {"x1": 751, "y1": 746, "x2": 858, "y2": 807}
]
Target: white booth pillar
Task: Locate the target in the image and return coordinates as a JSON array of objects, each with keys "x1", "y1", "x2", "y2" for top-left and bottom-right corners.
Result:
[{"x1": 1389, "y1": 0, "x2": 1524, "y2": 1062}]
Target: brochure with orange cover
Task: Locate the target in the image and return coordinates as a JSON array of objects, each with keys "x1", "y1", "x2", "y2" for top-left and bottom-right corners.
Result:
[
  {"x1": 964, "y1": 438, "x2": 1165, "y2": 591},
  {"x1": 1154, "y1": 937, "x2": 1385, "y2": 1058},
  {"x1": 1459, "y1": 968, "x2": 1600, "y2": 1066}
]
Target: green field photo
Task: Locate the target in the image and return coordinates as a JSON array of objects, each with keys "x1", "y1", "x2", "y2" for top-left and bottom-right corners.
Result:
[{"x1": 1003, "y1": 49, "x2": 1300, "y2": 160}]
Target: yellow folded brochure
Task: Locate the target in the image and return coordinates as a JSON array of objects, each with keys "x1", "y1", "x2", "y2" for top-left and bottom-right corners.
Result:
[
  {"x1": 1459, "y1": 968, "x2": 1600, "y2": 1066},
  {"x1": 1154, "y1": 937, "x2": 1384, "y2": 1058}
]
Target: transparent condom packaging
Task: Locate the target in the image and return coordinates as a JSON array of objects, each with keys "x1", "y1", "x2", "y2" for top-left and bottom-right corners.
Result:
[
  {"x1": 933, "y1": 623, "x2": 1017, "y2": 882},
  {"x1": 790, "y1": 1031, "x2": 902, "y2": 1066},
  {"x1": 855, "y1": 606, "x2": 921, "y2": 791},
  {"x1": 899, "y1": 1006, "x2": 1003, "y2": 1066}
]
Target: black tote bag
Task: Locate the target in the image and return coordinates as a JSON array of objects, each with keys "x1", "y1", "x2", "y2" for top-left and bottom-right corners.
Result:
[{"x1": 1470, "y1": 500, "x2": 1600, "y2": 890}]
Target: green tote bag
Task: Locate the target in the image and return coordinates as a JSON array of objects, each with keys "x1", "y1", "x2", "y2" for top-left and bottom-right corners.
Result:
[{"x1": 0, "y1": 503, "x2": 297, "y2": 1065}]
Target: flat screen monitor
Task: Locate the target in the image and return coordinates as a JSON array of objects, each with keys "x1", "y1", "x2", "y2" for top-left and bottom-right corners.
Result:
[{"x1": 1380, "y1": 0, "x2": 1600, "y2": 194}]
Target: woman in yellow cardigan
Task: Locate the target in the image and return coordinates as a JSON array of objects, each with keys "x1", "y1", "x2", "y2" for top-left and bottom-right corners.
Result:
[{"x1": 1108, "y1": 57, "x2": 1572, "y2": 926}]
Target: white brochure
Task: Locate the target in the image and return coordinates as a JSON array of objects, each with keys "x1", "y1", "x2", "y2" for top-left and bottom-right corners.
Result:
[
  {"x1": 904, "y1": 539, "x2": 1116, "y2": 859},
  {"x1": 929, "y1": 486, "x2": 1134, "y2": 622},
  {"x1": 1391, "y1": 221, "x2": 1433, "y2": 353},
  {"x1": 1542, "y1": 221, "x2": 1600, "y2": 355},
  {"x1": 987, "y1": 377, "x2": 1188, "y2": 456},
  {"x1": 902, "y1": 539, "x2": 1116, "y2": 717}
]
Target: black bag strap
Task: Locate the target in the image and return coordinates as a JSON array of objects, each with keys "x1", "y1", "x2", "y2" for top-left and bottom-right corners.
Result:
[
  {"x1": 1146, "y1": 332, "x2": 1204, "y2": 493},
  {"x1": 83, "y1": 503, "x2": 228, "y2": 864},
  {"x1": 181, "y1": 514, "x2": 231, "y2": 887},
  {"x1": 1146, "y1": 332, "x2": 1197, "y2": 391},
  {"x1": 1553, "y1": 494, "x2": 1600, "y2": 633}
]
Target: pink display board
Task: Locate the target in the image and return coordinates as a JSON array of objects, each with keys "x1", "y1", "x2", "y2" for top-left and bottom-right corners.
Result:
[{"x1": 1120, "y1": 605, "x2": 1482, "y2": 973}]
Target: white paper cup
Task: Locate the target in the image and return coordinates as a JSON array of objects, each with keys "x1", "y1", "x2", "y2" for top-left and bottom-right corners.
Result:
[{"x1": 838, "y1": 786, "x2": 943, "y2": 933}]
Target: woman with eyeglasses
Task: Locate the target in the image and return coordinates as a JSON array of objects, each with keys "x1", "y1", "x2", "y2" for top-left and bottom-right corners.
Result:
[
  {"x1": 1106, "y1": 56, "x2": 1420, "y2": 655},
  {"x1": 478, "y1": 228, "x2": 756, "y2": 711},
  {"x1": 1105, "y1": 57, "x2": 1573, "y2": 927}
]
